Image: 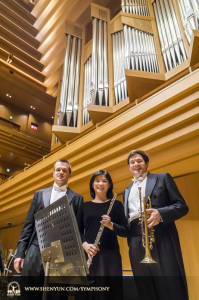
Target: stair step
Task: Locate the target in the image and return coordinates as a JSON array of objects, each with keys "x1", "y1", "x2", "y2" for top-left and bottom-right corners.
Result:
[
  {"x1": 0, "y1": 37, "x2": 44, "y2": 72},
  {"x1": 0, "y1": 26, "x2": 42, "y2": 60},
  {"x1": 0, "y1": 14, "x2": 40, "y2": 49},
  {"x1": 0, "y1": 48, "x2": 45, "y2": 82},
  {"x1": 0, "y1": 2, "x2": 38, "y2": 37},
  {"x1": 13, "y1": 0, "x2": 34, "y2": 13},
  {"x1": 1, "y1": 0, "x2": 36, "y2": 25}
]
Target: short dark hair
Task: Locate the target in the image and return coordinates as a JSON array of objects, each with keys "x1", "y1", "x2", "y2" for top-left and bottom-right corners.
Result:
[
  {"x1": 89, "y1": 170, "x2": 114, "y2": 199},
  {"x1": 127, "y1": 150, "x2": 149, "y2": 165},
  {"x1": 53, "y1": 159, "x2": 72, "y2": 173}
]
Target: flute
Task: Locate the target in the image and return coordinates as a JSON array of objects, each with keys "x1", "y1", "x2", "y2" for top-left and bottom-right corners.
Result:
[{"x1": 87, "y1": 194, "x2": 117, "y2": 268}]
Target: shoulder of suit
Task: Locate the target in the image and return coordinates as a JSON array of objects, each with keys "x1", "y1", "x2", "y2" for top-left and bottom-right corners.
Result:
[
  {"x1": 35, "y1": 187, "x2": 53, "y2": 193},
  {"x1": 148, "y1": 173, "x2": 173, "y2": 182},
  {"x1": 68, "y1": 188, "x2": 82, "y2": 198},
  {"x1": 149, "y1": 172, "x2": 171, "y2": 178}
]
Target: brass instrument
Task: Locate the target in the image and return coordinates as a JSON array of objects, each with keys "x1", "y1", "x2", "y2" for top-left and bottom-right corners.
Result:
[
  {"x1": 138, "y1": 187, "x2": 156, "y2": 264},
  {"x1": 87, "y1": 194, "x2": 117, "y2": 268}
]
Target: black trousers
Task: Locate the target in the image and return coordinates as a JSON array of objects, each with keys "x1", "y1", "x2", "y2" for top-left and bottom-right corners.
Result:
[
  {"x1": 19, "y1": 244, "x2": 69, "y2": 300},
  {"x1": 129, "y1": 220, "x2": 189, "y2": 300}
]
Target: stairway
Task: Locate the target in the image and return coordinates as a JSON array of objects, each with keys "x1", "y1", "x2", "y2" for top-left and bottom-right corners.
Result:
[{"x1": 0, "y1": 0, "x2": 45, "y2": 82}]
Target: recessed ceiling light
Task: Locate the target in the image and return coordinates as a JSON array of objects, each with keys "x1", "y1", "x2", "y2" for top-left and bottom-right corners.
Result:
[
  {"x1": 30, "y1": 106, "x2": 33, "y2": 108},
  {"x1": 33, "y1": 107, "x2": 35, "y2": 110},
  {"x1": 52, "y1": 116, "x2": 54, "y2": 119}
]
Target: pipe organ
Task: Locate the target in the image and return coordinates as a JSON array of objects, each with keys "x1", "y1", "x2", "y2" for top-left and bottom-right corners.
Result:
[
  {"x1": 177, "y1": 0, "x2": 199, "y2": 43},
  {"x1": 58, "y1": 33, "x2": 82, "y2": 127},
  {"x1": 90, "y1": 17, "x2": 109, "y2": 107},
  {"x1": 54, "y1": 1, "x2": 198, "y2": 133},
  {"x1": 121, "y1": 0, "x2": 150, "y2": 16},
  {"x1": 153, "y1": 0, "x2": 187, "y2": 72}
]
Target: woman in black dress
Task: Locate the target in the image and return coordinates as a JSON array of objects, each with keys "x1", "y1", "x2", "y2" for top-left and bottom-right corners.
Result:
[{"x1": 76, "y1": 170, "x2": 129, "y2": 300}]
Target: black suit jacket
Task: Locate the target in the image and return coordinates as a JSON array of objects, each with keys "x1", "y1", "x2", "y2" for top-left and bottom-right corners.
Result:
[
  {"x1": 123, "y1": 172, "x2": 189, "y2": 223},
  {"x1": 16, "y1": 187, "x2": 83, "y2": 259},
  {"x1": 123, "y1": 172, "x2": 189, "y2": 285}
]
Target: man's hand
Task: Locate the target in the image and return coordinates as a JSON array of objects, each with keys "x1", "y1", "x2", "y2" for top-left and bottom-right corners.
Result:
[
  {"x1": 82, "y1": 242, "x2": 100, "y2": 261},
  {"x1": 14, "y1": 258, "x2": 24, "y2": 273},
  {"x1": 146, "y1": 208, "x2": 162, "y2": 228},
  {"x1": 101, "y1": 215, "x2": 113, "y2": 230}
]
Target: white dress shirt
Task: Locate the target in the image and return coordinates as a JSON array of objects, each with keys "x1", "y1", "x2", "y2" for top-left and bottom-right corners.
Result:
[
  {"x1": 50, "y1": 182, "x2": 68, "y2": 204},
  {"x1": 128, "y1": 173, "x2": 148, "y2": 221}
]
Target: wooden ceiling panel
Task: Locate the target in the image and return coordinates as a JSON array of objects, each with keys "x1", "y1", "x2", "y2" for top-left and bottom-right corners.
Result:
[
  {"x1": 0, "y1": 72, "x2": 55, "y2": 120},
  {"x1": 0, "y1": 148, "x2": 34, "y2": 167}
]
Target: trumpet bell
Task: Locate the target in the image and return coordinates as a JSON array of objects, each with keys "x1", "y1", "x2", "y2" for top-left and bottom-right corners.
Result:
[{"x1": 141, "y1": 255, "x2": 157, "y2": 264}]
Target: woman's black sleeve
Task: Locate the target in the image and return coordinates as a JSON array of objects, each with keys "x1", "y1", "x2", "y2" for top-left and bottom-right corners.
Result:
[
  {"x1": 112, "y1": 201, "x2": 130, "y2": 238},
  {"x1": 76, "y1": 204, "x2": 86, "y2": 243}
]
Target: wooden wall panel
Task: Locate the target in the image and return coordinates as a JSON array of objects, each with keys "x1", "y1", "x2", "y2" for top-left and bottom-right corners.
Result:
[
  {"x1": 174, "y1": 173, "x2": 199, "y2": 220},
  {"x1": 0, "y1": 161, "x2": 22, "y2": 177},
  {"x1": 0, "y1": 99, "x2": 28, "y2": 131},
  {"x1": 0, "y1": 224, "x2": 23, "y2": 255},
  {"x1": 26, "y1": 113, "x2": 52, "y2": 142}
]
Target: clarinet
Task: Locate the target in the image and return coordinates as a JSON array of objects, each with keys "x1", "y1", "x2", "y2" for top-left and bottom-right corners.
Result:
[{"x1": 87, "y1": 194, "x2": 117, "y2": 268}]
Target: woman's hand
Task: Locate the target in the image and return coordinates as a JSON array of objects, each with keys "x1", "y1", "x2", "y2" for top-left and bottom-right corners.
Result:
[
  {"x1": 101, "y1": 215, "x2": 113, "y2": 230},
  {"x1": 82, "y1": 242, "x2": 100, "y2": 261}
]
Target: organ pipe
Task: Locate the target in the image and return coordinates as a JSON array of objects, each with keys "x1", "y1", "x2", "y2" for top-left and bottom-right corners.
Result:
[
  {"x1": 177, "y1": 0, "x2": 199, "y2": 43},
  {"x1": 90, "y1": 17, "x2": 109, "y2": 107},
  {"x1": 58, "y1": 34, "x2": 82, "y2": 127},
  {"x1": 122, "y1": 0, "x2": 150, "y2": 16},
  {"x1": 153, "y1": 0, "x2": 187, "y2": 72},
  {"x1": 83, "y1": 56, "x2": 92, "y2": 125}
]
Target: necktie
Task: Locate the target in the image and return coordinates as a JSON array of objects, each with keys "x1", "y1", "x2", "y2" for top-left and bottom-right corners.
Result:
[
  {"x1": 54, "y1": 185, "x2": 67, "y2": 192},
  {"x1": 133, "y1": 177, "x2": 144, "y2": 184}
]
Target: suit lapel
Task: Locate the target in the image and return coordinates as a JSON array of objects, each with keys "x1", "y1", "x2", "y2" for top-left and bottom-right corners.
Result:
[
  {"x1": 67, "y1": 187, "x2": 74, "y2": 204},
  {"x1": 43, "y1": 187, "x2": 53, "y2": 208},
  {"x1": 124, "y1": 184, "x2": 133, "y2": 217},
  {"x1": 145, "y1": 173, "x2": 157, "y2": 199}
]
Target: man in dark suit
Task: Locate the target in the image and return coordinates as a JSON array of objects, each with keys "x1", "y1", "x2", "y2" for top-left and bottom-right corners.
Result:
[
  {"x1": 123, "y1": 150, "x2": 189, "y2": 300},
  {"x1": 14, "y1": 158, "x2": 83, "y2": 299}
]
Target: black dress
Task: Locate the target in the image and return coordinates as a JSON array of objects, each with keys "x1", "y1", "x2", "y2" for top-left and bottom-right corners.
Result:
[{"x1": 76, "y1": 200, "x2": 129, "y2": 300}]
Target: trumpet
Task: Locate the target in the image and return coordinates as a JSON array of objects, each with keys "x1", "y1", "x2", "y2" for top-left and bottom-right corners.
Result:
[{"x1": 138, "y1": 187, "x2": 156, "y2": 264}]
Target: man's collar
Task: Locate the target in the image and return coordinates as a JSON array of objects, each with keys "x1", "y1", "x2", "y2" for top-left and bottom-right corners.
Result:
[
  {"x1": 131, "y1": 172, "x2": 148, "y2": 183},
  {"x1": 53, "y1": 182, "x2": 68, "y2": 191}
]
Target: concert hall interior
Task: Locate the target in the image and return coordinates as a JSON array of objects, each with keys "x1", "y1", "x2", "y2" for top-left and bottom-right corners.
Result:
[{"x1": 0, "y1": 0, "x2": 199, "y2": 299}]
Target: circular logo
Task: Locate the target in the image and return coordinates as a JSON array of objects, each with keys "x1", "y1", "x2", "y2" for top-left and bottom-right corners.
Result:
[{"x1": 7, "y1": 281, "x2": 21, "y2": 297}]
